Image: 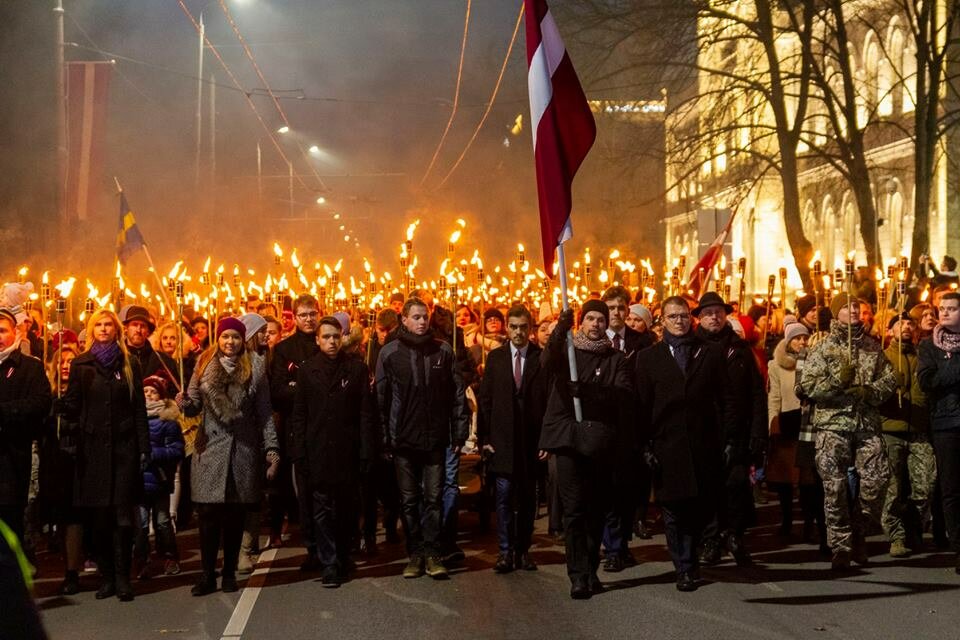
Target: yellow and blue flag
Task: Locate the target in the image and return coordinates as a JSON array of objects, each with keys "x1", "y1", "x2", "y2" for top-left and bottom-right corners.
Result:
[{"x1": 116, "y1": 192, "x2": 145, "y2": 264}]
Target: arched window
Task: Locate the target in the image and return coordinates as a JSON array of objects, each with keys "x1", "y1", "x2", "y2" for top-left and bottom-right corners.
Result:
[
  {"x1": 861, "y1": 36, "x2": 879, "y2": 126},
  {"x1": 822, "y1": 195, "x2": 837, "y2": 266},
  {"x1": 903, "y1": 44, "x2": 917, "y2": 113},
  {"x1": 887, "y1": 23, "x2": 905, "y2": 115}
]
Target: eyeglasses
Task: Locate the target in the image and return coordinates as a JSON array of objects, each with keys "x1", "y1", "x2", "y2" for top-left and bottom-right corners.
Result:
[
  {"x1": 665, "y1": 313, "x2": 691, "y2": 322},
  {"x1": 296, "y1": 311, "x2": 319, "y2": 319}
]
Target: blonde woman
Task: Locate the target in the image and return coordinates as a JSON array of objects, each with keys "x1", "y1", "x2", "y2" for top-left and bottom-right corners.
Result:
[
  {"x1": 178, "y1": 317, "x2": 279, "y2": 595},
  {"x1": 57, "y1": 309, "x2": 150, "y2": 601}
]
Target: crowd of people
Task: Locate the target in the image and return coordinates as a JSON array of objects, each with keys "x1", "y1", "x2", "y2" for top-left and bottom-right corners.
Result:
[{"x1": 1, "y1": 257, "x2": 959, "y2": 619}]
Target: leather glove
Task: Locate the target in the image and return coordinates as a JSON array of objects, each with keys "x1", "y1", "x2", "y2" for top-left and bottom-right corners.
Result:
[
  {"x1": 140, "y1": 453, "x2": 150, "y2": 474},
  {"x1": 556, "y1": 308, "x2": 574, "y2": 335},
  {"x1": 838, "y1": 363, "x2": 856, "y2": 387},
  {"x1": 567, "y1": 380, "x2": 581, "y2": 399},
  {"x1": 642, "y1": 445, "x2": 660, "y2": 474}
]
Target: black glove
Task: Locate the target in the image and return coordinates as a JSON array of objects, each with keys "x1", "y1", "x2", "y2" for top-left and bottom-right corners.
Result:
[
  {"x1": 140, "y1": 453, "x2": 150, "y2": 474},
  {"x1": 642, "y1": 445, "x2": 660, "y2": 474},
  {"x1": 556, "y1": 308, "x2": 574, "y2": 335},
  {"x1": 567, "y1": 380, "x2": 581, "y2": 398}
]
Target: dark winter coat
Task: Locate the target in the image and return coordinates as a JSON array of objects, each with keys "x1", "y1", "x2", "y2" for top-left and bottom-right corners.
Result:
[
  {"x1": 142, "y1": 401, "x2": 185, "y2": 496},
  {"x1": 477, "y1": 342, "x2": 548, "y2": 476},
  {"x1": 917, "y1": 336, "x2": 960, "y2": 431},
  {"x1": 58, "y1": 351, "x2": 150, "y2": 508},
  {"x1": 288, "y1": 352, "x2": 378, "y2": 488},
  {"x1": 270, "y1": 329, "x2": 320, "y2": 453},
  {"x1": 0, "y1": 350, "x2": 52, "y2": 506},
  {"x1": 184, "y1": 352, "x2": 279, "y2": 504},
  {"x1": 374, "y1": 326, "x2": 470, "y2": 453},
  {"x1": 696, "y1": 324, "x2": 767, "y2": 460},
  {"x1": 538, "y1": 327, "x2": 634, "y2": 460},
  {"x1": 635, "y1": 337, "x2": 736, "y2": 503}
]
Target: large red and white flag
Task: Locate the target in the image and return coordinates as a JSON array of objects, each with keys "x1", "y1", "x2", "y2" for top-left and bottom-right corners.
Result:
[
  {"x1": 65, "y1": 61, "x2": 112, "y2": 222},
  {"x1": 687, "y1": 208, "x2": 738, "y2": 298},
  {"x1": 524, "y1": 0, "x2": 596, "y2": 274}
]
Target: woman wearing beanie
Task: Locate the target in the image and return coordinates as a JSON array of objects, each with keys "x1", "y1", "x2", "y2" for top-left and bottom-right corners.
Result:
[
  {"x1": 56, "y1": 309, "x2": 150, "y2": 602},
  {"x1": 179, "y1": 317, "x2": 280, "y2": 595}
]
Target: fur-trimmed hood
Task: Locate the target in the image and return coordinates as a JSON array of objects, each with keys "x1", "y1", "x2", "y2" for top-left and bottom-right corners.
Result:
[
  {"x1": 147, "y1": 398, "x2": 181, "y2": 422},
  {"x1": 773, "y1": 338, "x2": 798, "y2": 371}
]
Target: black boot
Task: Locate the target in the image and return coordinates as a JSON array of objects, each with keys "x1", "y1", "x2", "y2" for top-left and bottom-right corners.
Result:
[
  {"x1": 115, "y1": 527, "x2": 135, "y2": 601},
  {"x1": 95, "y1": 530, "x2": 116, "y2": 599}
]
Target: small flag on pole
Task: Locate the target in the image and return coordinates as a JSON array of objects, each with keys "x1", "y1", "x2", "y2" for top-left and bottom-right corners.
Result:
[
  {"x1": 116, "y1": 191, "x2": 145, "y2": 265},
  {"x1": 687, "y1": 208, "x2": 738, "y2": 298},
  {"x1": 524, "y1": 0, "x2": 596, "y2": 274}
]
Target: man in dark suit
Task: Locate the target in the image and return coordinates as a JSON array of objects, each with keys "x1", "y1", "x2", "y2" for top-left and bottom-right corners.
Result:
[
  {"x1": 635, "y1": 296, "x2": 735, "y2": 592},
  {"x1": 599, "y1": 285, "x2": 647, "y2": 571},
  {"x1": 478, "y1": 305, "x2": 548, "y2": 573}
]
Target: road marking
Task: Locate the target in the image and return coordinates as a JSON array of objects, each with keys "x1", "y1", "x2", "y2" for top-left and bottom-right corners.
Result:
[
  {"x1": 220, "y1": 548, "x2": 278, "y2": 640},
  {"x1": 761, "y1": 582, "x2": 784, "y2": 592}
]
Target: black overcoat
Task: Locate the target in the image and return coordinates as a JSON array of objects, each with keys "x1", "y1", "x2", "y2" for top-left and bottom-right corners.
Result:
[
  {"x1": 477, "y1": 342, "x2": 548, "y2": 476},
  {"x1": 288, "y1": 352, "x2": 378, "y2": 488},
  {"x1": 634, "y1": 339, "x2": 735, "y2": 503},
  {"x1": 59, "y1": 351, "x2": 150, "y2": 508},
  {"x1": 0, "y1": 351, "x2": 52, "y2": 506}
]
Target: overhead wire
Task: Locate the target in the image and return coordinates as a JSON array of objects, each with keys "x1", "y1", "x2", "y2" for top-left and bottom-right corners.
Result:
[
  {"x1": 215, "y1": 0, "x2": 327, "y2": 192},
  {"x1": 418, "y1": 0, "x2": 473, "y2": 188},
  {"x1": 176, "y1": 0, "x2": 311, "y2": 192},
  {"x1": 434, "y1": 3, "x2": 524, "y2": 190}
]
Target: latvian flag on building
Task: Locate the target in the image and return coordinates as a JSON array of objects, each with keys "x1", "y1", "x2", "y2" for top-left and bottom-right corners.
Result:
[{"x1": 524, "y1": 0, "x2": 596, "y2": 274}]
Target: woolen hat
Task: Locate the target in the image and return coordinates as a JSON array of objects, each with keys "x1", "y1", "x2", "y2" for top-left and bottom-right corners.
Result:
[
  {"x1": 783, "y1": 321, "x2": 810, "y2": 343},
  {"x1": 629, "y1": 303, "x2": 653, "y2": 328},
  {"x1": 887, "y1": 311, "x2": 913, "y2": 330},
  {"x1": 142, "y1": 375, "x2": 169, "y2": 399},
  {"x1": 483, "y1": 308, "x2": 505, "y2": 324},
  {"x1": 830, "y1": 292, "x2": 860, "y2": 319},
  {"x1": 692, "y1": 291, "x2": 733, "y2": 317},
  {"x1": 797, "y1": 294, "x2": 817, "y2": 318},
  {"x1": 0, "y1": 307, "x2": 17, "y2": 327},
  {"x1": 216, "y1": 316, "x2": 247, "y2": 341},
  {"x1": 332, "y1": 311, "x2": 351, "y2": 335},
  {"x1": 240, "y1": 313, "x2": 267, "y2": 339},
  {"x1": 579, "y1": 299, "x2": 609, "y2": 324}
]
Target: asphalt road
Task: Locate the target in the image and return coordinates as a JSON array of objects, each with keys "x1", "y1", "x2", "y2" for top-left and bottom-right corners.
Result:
[{"x1": 33, "y1": 503, "x2": 959, "y2": 640}]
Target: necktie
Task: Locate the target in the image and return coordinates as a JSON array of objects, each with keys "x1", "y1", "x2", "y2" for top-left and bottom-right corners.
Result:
[
  {"x1": 514, "y1": 350, "x2": 523, "y2": 390},
  {"x1": 613, "y1": 333, "x2": 622, "y2": 352}
]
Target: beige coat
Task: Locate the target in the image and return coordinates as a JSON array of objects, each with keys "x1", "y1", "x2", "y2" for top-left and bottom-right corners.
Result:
[{"x1": 766, "y1": 339, "x2": 801, "y2": 484}]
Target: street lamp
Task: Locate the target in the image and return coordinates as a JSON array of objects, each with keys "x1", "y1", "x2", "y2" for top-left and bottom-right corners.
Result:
[
  {"x1": 309, "y1": 144, "x2": 321, "y2": 155},
  {"x1": 316, "y1": 196, "x2": 326, "y2": 205}
]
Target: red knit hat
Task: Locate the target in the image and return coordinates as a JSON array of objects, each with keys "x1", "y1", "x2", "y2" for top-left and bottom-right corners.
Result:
[{"x1": 216, "y1": 316, "x2": 247, "y2": 341}]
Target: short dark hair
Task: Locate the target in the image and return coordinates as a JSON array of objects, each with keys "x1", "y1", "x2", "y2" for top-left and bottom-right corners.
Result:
[
  {"x1": 662, "y1": 295, "x2": 689, "y2": 310},
  {"x1": 601, "y1": 285, "x2": 631, "y2": 306},
  {"x1": 941, "y1": 292, "x2": 960, "y2": 304},
  {"x1": 402, "y1": 297, "x2": 428, "y2": 317},
  {"x1": 318, "y1": 316, "x2": 342, "y2": 333},
  {"x1": 293, "y1": 294, "x2": 319, "y2": 311},
  {"x1": 944, "y1": 255, "x2": 957, "y2": 271},
  {"x1": 506, "y1": 304, "x2": 532, "y2": 324},
  {"x1": 376, "y1": 308, "x2": 399, "y2": 330}
]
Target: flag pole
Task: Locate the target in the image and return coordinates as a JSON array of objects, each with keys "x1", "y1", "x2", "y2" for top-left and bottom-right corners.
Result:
[
  {"x1": 114, "y1": 177, "x2": 173, "y2": 312},
  {"x1": 557, "y1": 241, "x2": 582, "y2": 422}
]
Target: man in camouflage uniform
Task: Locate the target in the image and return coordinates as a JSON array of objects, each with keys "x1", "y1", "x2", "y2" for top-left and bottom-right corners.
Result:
[
  {"x1": 800, "y1": 293, "x2": 896, "y2": 569},
  {"x1": 880, "y1": 313, "x2": 936, "y2": 557}
]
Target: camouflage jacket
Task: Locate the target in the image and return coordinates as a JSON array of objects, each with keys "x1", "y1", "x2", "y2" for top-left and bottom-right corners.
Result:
[
  {"x1": 798, "y1": 321, "x2": 896, "y2": 433},
  {"x1": 879, "y1": 340, "x2": 928, "y2": 434}
]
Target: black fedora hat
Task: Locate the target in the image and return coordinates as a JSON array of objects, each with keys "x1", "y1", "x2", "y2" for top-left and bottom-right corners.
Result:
[{"x1": 692, "y1": 291, "x2": 733, "y2": 317}]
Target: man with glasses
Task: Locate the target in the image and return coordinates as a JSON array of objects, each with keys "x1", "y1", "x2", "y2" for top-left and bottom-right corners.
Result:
[
  {"x1": 918, "y1": 292, "x2": 960, "y2": 573},
  {"x1": 635, "y1": 296, "x2": 735, "y2": 592},
  {"x1": 270, "y1": 294, "x2": 321, "y2": 568},
  {"x1": 693, "y1": 291, "x2": 767, "y2": 568}
]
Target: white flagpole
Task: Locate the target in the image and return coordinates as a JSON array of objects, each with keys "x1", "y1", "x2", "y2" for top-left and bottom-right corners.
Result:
[{"x1": 557, "y1": 241, "x2": 582, "y2": 422}]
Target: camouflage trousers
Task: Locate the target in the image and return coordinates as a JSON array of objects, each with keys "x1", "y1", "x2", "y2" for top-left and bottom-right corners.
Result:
[
  {"x1": 814, "y1": 430, "x2": 890, "y2": 553},
  {"x1": 881, "y1": 433, "x2": 936, "y2": 544}
]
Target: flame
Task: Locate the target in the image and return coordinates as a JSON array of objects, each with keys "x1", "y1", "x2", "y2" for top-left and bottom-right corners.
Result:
[
  {"x1": 808, "y1": 250, "x2": 821, "y2": 269},
  {"x1": 42, "y1": 271, "x2": 49, "y2": 285},
  {"x1": 140, "y1": 283, "x2": 150, "y2": 298},
  {"x1": 167, "y1": 261, "x2": 183, "y2": 280},
  {"x1": 217, "y1": 264, "x2": 224, "y2": 274},
  {"x1": 456, "y1": 218, "x2": 466, "y2": 228},
  {"x1": 18, "y1": 266, "x2": 28, "y2": 278},
  {"x1": 609, "y1": 249, "x2": 620, "y2": 260},
  {"x1": 273, "y1": 243, "x2": 283, "y2": 258},
  {"x1": 202, "y1": 256, "x2": 211, "y2": 274},
  {"x1": 55, "y1": 278, "x2": 76, "y2": 299},
  {"x1": 291, "y1": 249, "x2": 300, "y2": 269},
  {"x1": 334, "y1": 259, "x2": 343, "y2": 272},
  {"x1": 233, "y1": 264, "x2": 240, "y2": 276},
  {"x1": 405, "y1": 220, "x2": 420, "y2": 241},
  {"x1": 115, "y1": 262, "x2": 122, "y2": 278},
  {"x1": 450, "y1": 230, "x2": 462, "y2": 244}
]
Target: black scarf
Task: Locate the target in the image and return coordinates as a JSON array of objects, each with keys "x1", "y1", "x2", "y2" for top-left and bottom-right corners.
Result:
[
  {"x1": 662, "y1": 329, "x2": 698, "y2": 373},
  {"x1": 696, "y1": 323, "x2": 734, "y2": 347},
  {"x1": 397, "y1": 325, "x2": 435, "y2": 348}
]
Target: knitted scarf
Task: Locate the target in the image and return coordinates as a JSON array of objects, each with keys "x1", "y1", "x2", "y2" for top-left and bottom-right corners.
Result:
[
  {"x1": 90, "y1": 341, "x2": 121, "y2": 370},
  {"x1": 572, "y1": 330, "x2": 612, "y2": 353},
  {"x1": 933, "y1": 325, "x2": 960, "y2": 354},
  {"x1": 662, "y1": 329, "x2": 698, "y2": 372}
]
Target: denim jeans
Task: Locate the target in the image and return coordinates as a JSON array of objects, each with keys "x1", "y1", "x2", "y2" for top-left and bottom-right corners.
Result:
[
  {"x1": 495, "y1": 474, "x2": 536, "y2": 555},
  {"x1": 135, "y1": 494, "x2": 178, "y2": 561},
  {"x1": 441, "y1": 447, "x2": 461, "y2": 552},
  {"x1": 395, "y1": 449, "x2": 445, "y2": 557}
]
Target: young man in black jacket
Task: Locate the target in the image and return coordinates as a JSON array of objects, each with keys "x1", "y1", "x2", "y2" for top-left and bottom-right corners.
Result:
[
  {"x1": 375, "y1": 298, "x2": 469, "y2": 579},
  {"x1": 477, "y1": 305, "x2": 548, "y2": 573},
  {"x1": 288, "y1": 316, "x2": 378, "y2": 587},
  {"x1": 917, "y1": 291, "x2": 960, "y2": 573}
]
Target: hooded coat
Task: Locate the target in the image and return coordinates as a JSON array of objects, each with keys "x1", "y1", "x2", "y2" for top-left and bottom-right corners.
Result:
[{"x1": 142, "y1": 400, "x2": 185, "y2": 496}]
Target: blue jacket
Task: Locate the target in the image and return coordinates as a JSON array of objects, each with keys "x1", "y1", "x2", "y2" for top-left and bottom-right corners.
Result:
[{"x1": 143, "y1": 401, "x2": 184, "y2": 496}]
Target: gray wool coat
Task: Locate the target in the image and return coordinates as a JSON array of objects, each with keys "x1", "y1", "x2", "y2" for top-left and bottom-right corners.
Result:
[{"x1": 183, "y1": 352, "x2": 279, "y2": 504}]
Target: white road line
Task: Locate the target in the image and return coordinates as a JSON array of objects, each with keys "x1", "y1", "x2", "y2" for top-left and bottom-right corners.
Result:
[
  {"x1": 761, "y1": 582, "x2": 784, "y2": 592},
  {"x1": 220, "y1": 548, "x2": 278, "y2": 640}
]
